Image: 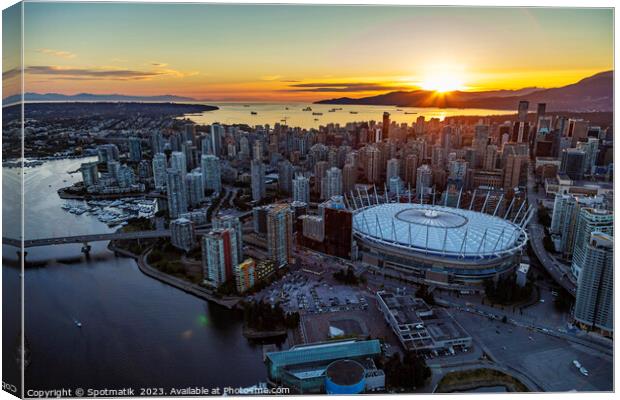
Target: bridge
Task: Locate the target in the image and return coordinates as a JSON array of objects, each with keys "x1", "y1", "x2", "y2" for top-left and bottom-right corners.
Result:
[{"x1": 3, "y1": 228, "x2": 210, "y2": 249}]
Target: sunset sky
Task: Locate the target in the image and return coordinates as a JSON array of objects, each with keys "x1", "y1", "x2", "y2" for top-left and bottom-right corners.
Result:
[{"x1": 7, "y1": 3, "x2": 614, "y2": 101}]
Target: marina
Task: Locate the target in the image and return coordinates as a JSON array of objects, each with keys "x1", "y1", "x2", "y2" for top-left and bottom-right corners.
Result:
[{"x1": 60, "y1": 198, "x2": 157, "y2": 227}]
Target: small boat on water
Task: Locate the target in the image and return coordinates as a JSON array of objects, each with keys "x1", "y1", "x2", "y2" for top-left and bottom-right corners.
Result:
[
  {"x1": 312, "y1": 112, "x2": 323, "y2": 115},
  {"x1": 302, "y1": 107, "x2": 312, "y2": 111},
  {"x1": 250, "y1": 111, "x2": 257, "y2": 115},
  {"x1": 350, "y1": 111, "x2": 358, "y2": 114},
  {"x1": 74, "y1": 319, "x2": 82, "y2": 328},
  {"x1": 404, "y1": 112, "x2": 417, "y2": 114}
]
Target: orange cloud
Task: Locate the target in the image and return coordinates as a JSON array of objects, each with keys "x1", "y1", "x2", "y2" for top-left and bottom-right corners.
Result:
[{"x1": 37, "y1": 48, "x2": 76, "y2": 59}]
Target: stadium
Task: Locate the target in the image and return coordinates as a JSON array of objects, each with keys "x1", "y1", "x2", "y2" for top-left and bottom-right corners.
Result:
[{"x1": 351, "y1": 202, "x2": 529, "y2": 290}]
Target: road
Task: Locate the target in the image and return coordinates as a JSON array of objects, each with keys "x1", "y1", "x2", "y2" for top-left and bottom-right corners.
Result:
[
  {"x1": 3, "y1": 228, "x2": 211, "y2": 248},
  {"x1": 525, "y1": 166, "x2": 577, "y2": 296}
]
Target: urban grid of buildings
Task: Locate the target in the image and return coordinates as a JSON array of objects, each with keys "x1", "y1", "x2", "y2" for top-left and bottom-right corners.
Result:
[{"x1": 70, "y1": 99, "x2": 613, "y2": 392}]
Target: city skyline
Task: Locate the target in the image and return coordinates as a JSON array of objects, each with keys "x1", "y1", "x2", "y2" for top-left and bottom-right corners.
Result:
[
  {"x1": 5, "y1": 4, "x2": 613, "y2": 101},
  {"x1": 2, "y1": 2, "x2": 615, "y2": 396}
]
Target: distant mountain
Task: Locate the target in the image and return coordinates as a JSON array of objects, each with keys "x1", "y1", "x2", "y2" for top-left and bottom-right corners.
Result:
[
  {"x1": 316, "y1": 71, "x2": 613, "y2": 112},
  {"x1": 3, "y1": 92, "x2": 197, "y2": 105}
]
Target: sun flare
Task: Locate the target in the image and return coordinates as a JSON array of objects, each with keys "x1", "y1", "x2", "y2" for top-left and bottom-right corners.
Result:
[{"x1": 419, "y1": 73, "x2": 466, "y2": 93}]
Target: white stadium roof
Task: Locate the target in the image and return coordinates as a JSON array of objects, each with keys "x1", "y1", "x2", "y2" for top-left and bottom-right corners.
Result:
[{"x1": 352, "y1": 203, "x2": 527, "y2": 259}]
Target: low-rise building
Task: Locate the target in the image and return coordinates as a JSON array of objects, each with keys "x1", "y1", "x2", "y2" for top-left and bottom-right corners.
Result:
[
  {"x1": 265, "y1": 339, "x2": 384, "y2": 394},
  {"x1": 376, "y1": 291, "x2": 471, "y2": 352}
]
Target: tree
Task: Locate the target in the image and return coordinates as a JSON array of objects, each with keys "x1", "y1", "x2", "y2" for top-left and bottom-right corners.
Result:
[
  {"x1": 242, "y1": 300, "x2": 300, "y2": 331},
  {"x1": 553, "y1": 288, "x2": 573, "y2": 313},
  {"x1": 333, "y1": 266, "x2": 359, "y2": 285},
  {"x1": 484, "y1": 276, "x2": 533, "y2": 305},
  {"x1": 537, "y1": 205, "x2": 551, "y2": 227},
  {"x1": 382, "y1": 352, "x2": 431, "y2": 391}
]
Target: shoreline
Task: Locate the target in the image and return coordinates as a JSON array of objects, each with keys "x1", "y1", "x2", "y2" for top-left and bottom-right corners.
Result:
[{"x1": 107, "y1": 242, "x2": 241, "y2": 310}]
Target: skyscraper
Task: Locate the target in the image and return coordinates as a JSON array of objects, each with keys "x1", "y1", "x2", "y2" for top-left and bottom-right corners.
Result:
[
  {"x1": 325, "y1": 167, "x2": 343, "y2": 199},
  {"x1": 382, "y1": 112, "x2": 390, "y2": 140},
  {"x1": 386, "y1": 158, "x2": 400, "y2": 181},
  {"x1": 128, "y1": 136, "x2": 142, "y2": 162},
  {"x1": 80, "y1": 162, "x2": 99, "y2": 187},
  {"x1": 150, "y1": 131, "x2": 164, "y2": 154},
  {"x1": 185, "y1": 171, "x2": 204, "y2": 207},
  {"x1": 253, "y1": 140, "x2": 263, "y2": 161},
  {"x1": 183, "y1": 123, "x2": 197, "y2": 144},
  {"x1": 107, "y1": 160, "x2": 121, "y2": 183},
  {"x1": 201, "y1": 154, "x2": 222, "y2": 193},
  {"x1": 404, "y1": 154, "x2": 419, "y2": 186},
  {"x1": 239, "y1": 136, "x2": 250, "y2": 159},
  {"x1": 152, "y1": 153, "x2": 167, "y2": 190},
  {"x1": 98, "y1": 144, "x2": 120, "y2": 163},
  {"x1": 170, "y1": 151, "x2": 187, "y2": 175},
  {"x1": 210, "y1": 124, "x2": 224, "y2": 157},
  {"x1": 166, "y1": 168, "x2": 188, "y2": 218},
  {"x1": 416, "y1": 164, "x2": 433, "y2": 199},
  {"x1": 365, "y1": 145, "x2": 381, "y2": 184},
  {"x1": 202, "y1": 228, "x2": 238, "y2": 288},
  {"x1": 441, "y1": 126, "x2": 452, "y2": 153},
  {"x1": 570, "y1": 208, "x2": 613, "y2": 280},
  {"x1": 512, "y1": 101, "x2": 530, "y2": 143},
  {"x1": 535, "y1": 103, "x2": 547, "y2": 133},
  {"x1": 314, "y1": 160, "x2": 329, "y2": 195},
  {"x1": 448, "y1": 159, "x2": 468, "y2": 189},
  {"x1": 170, "y1": 218, "x2": 196, "y2": 252},
  {"x1": 431, "y1": 145, "x2": 445, "y2": 168},
  {"x1": 502, "y1": 144, "x2": 528, "y2": 190},
  {"x1": 483, "y1": 145, "x2": 498, "y2": 170},
  {"x1": 278, "y1": 159, "x2": 294, "y2": 194},
  {"x1": 292, "y1": 175, "x2": 310, "y2": 204},
  {"x1": 573, "y1": 232, "x2": 613, "y2": 336},
  {"x1": 560, "y1": 148, "x2": 586, "y2": 180},
  {"x1": 550, "y1": 194, "x2": 605, "y2": 258},
  {"x1": 342, "y1": 163, "x2": 357, "y2": 194},
  {"x1": 517, "y1": 100, "x2": 529, "y2": 122},
  {"x1": 267, "y1": 204, "x2": 293, "y2": 268},
  {"x1": 117, "y1": 165, "x2": 135, "y2": 188},
  {"x1": 251, "y1": 159, "x2": 266, "y2": 201},
  {"x1": 212, "y1": 214, "x2": 244, "y2": 262},
  {"x1": 472, "y1": 125, "x2": 489, "y2": 168}
]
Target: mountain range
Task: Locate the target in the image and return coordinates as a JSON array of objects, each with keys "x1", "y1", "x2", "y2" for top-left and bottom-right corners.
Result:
[
  {"x1": 3, "y1": 92, "x2": 196, "y2": 105},
  {"x1": 315, "y1": 71, "x2": 613, "y2": 112}
]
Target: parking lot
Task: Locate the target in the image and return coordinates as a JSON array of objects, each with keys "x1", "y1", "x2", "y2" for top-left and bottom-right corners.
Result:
[
  {"x1": 452, "y1": 310, "x2": 613, "y2": 392},
  {"x1": 254, "y1": 270, "x2": 370, "y2": 315}
]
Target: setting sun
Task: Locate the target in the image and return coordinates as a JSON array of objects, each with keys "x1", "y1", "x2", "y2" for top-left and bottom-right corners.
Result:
[{"x1": 419, "y1": 73, "x2": 466, "y2": 93}]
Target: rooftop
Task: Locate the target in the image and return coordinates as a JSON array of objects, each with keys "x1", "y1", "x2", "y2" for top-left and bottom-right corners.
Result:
[{"x1": 353, "y1": 203, "x2": 527, "y2": 258}]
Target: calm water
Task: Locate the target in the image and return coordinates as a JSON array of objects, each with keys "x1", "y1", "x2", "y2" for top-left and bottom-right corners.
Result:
[
  {"x1": 183, "y1": 102, "x2": 514, "y2": 128},
  {"x1": 2, "y1": 158, "x2": 266, "y2": 391}
]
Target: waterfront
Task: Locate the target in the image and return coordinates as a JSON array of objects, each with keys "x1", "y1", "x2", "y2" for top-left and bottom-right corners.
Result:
[
  {"x1": 2, "y1": 159, "x2": 267, "y2": 391},
  {"x1": 182, "y1": 102, "x2": 514, "y2": 128}
]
